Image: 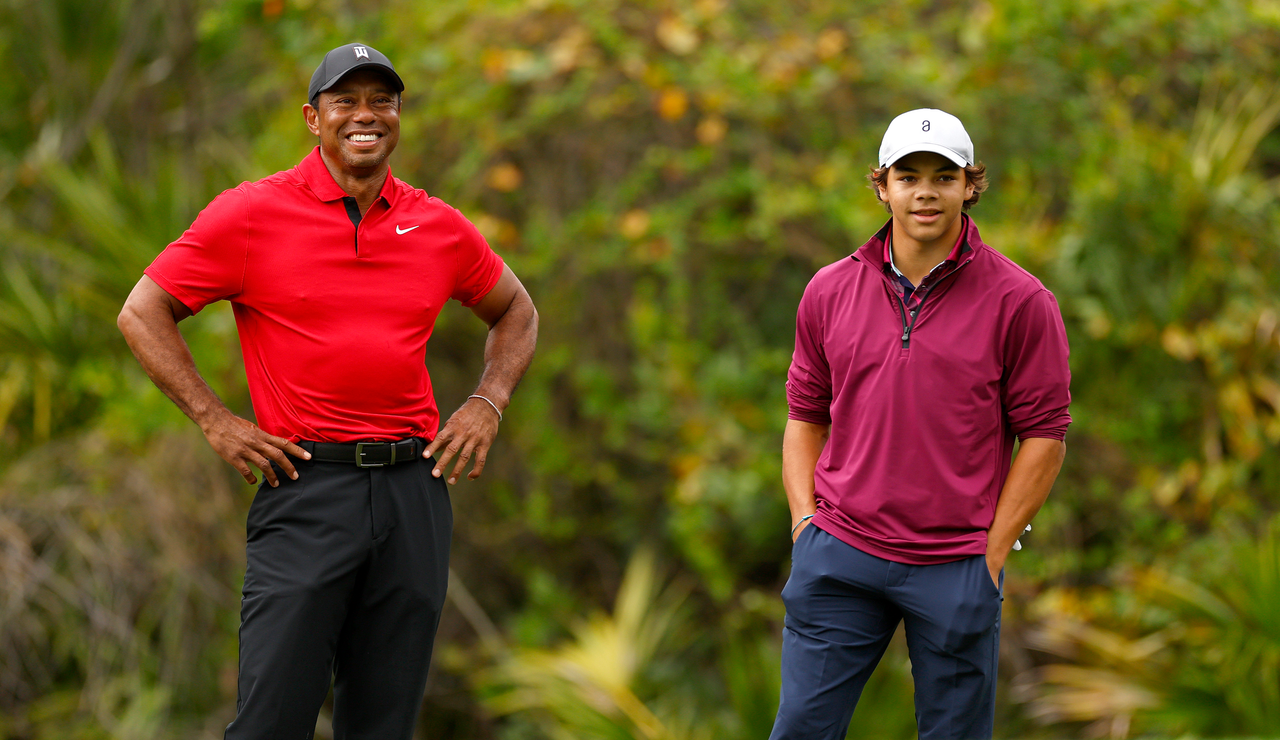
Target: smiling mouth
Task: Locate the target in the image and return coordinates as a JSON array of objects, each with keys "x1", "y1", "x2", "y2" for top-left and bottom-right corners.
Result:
[{"x1": 348, "y1": 133, "x2": 381, "y2": 142}]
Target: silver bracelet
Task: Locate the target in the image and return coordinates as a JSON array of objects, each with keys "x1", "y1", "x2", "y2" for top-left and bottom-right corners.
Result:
[
  {"x1": 791, "y1": 514, "x2": 814, "y2": 537},
  {"x1": 467, "y1": 394, "x2": 503, "y2": 421}
]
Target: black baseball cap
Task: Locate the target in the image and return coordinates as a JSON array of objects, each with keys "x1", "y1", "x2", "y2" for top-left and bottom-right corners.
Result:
[{"x1": 308, "y1": 42, "x2": 405, "y2": 103}]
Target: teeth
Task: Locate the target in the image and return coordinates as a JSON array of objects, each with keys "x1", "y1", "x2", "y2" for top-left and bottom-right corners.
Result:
[{"x1": 350, "y1": 134, "x2": 379, "y2": 142}]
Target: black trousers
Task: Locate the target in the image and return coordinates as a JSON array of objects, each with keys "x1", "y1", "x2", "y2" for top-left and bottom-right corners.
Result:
[{"x1": 224, "y1": 443, "x2": 452, "y2": 740}]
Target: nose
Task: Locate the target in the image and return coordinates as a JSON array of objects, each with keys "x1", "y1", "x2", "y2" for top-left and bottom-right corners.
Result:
[{"x1": 352, "y1": 98, "x2": 377, "y2": 122}]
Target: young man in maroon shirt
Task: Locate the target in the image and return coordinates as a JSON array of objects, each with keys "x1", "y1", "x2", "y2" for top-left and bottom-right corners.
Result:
[
  {"x1": 770, "y1": 109, "x2": 1070, "y2": 739},
  {"x1": 118, "y1": 43, "x2": 538, "y2": 739}
]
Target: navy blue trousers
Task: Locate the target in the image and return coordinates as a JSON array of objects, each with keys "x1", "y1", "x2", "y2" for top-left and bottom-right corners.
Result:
[
  {"x1": 770, "y1": 526, "x2": 1003, "y2": 740},
  {"x1": 224, "y1": 445, "x2": 452, "y2": 740}
]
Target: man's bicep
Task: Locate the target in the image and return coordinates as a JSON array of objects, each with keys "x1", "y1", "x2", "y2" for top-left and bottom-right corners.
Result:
[
  {"x1": 786, "y1": 284, "x2": 833, "y2": 419},
  {"x1": 144, "y1": 186, "x2": 252, "y2": 311},
  {"x1": 1002, "y1": 290, "x2": 1071, "y2": 437},
  {"x1": 468, "y1": 264, "x2": 526, "y2": 327},
  {"x1": 124, "y1": 275, "x2": 194, "y2": 323}
]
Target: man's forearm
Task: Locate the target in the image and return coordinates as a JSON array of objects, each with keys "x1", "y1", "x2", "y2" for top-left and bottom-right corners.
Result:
[
  {"x1": 118, "y1": 276, "x2": 309, "y2": 486},
  {"x1": 986, "y1": 437, "x2": 1066, "y2": 572},
  {"x1": 473, "y1": 291, "x2": 538, "y2": 410},
  {"x1": 425, "y1": 282, "x2": 538, "y2": 484},
  {"x1": 118, "y1": 297, "x2": 230, "y2": 430},
  {"x1": 783, "y1": 419, "x2": 829, "y2": 534}
]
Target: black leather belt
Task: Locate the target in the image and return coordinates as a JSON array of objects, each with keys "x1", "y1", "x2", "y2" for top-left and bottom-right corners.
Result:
[{"x1": 305, "y1": 438, "x2": 424, "y2": 468}]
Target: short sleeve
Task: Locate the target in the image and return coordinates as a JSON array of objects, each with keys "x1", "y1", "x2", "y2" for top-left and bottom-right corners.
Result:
[
  {"x1": 786, "y1": 282, "x2": 833, "y2": 425},
  {"x1": 144, "y1": 186, "x2": 250, "y2": 314},
  {"x1": 1002, "y1": 289, "x2": 1072, "y2": 440},
  {"x1": 449, "y1": 208, "x2": 504, "y2": 306}
]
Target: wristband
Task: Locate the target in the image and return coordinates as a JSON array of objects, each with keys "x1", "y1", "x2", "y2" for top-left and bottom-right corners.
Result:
[
  {"x1": 468, "y1": 394, "x2": 503, "y2": 421},
  {"x1": 790, "y1": 514, "x2": 814, "y2": 537}
]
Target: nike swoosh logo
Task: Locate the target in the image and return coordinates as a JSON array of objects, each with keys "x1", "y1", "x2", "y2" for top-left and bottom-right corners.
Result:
[{"x1": 396, "y1": 225, "x2": 420, "y2": 234}]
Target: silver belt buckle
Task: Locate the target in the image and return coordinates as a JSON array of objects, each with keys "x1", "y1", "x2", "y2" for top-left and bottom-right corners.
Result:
[{"x1": 355, "y1": 441, "x2": 395, "y2": 468}]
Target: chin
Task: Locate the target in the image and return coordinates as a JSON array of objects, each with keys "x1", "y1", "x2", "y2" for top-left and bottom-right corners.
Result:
[
  {"x1": 343, "y1": 150, "x2": 388, "y2": 169},
  {"x1": 905, "y1": 226, "x2": 946, "y2": 243}
]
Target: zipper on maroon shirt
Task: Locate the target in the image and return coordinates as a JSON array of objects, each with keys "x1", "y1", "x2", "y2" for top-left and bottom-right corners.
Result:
[
  {"x1": 892, "y1": 261, "x2": 971, "y2": 348},
  {"x1": 894, "y1": 290, "x2": 927, "y2": 348}
]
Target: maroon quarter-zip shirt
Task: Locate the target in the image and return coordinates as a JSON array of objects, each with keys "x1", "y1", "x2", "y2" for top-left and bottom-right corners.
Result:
[{"x1": 786, "y1": 216, "x2": 1071, "y2": 564}]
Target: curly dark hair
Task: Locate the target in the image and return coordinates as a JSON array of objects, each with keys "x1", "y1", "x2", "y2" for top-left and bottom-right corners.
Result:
[{"x1": 866, "y1": 162, "x2": 988, "y2": 213}]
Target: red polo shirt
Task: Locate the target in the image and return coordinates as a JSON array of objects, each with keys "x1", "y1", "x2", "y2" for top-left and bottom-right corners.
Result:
[{"x1": 145, "y1": 147, "x2": 504, "y2": 443}]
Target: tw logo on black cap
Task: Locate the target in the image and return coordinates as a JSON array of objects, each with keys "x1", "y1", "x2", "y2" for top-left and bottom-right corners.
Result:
[{"x1": 308, "y1": 42, "x2": 405, "y2": 103}]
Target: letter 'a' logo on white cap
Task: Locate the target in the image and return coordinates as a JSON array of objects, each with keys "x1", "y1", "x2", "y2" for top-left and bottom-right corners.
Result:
[
  {"x1": 353, "y1": 46, "x2": 370, "y2": 60},
  {"x1": 878, "y1": 108, "x2": 974, "y2": 168}
]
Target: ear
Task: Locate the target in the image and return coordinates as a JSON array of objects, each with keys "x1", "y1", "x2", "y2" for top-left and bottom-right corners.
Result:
[
  {"x1": 303, "y1": 104, "x2": 320, "y2": 136},
  {"x1": 963, "y1": 173, "x2": 976, "y2": 200}
]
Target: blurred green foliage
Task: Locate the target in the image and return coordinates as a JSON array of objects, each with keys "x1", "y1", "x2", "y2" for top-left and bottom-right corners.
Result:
[{"x1": 1, "y1": 0, "x2": 1278, "y2": 738}]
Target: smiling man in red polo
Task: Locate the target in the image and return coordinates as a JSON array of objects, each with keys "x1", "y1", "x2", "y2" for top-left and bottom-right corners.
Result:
[
  {"x1": 118, "y1": 43, "x2": 538, "y2": 739},
  {"x1": 771, "y1": 109, "x2": 1071, "y2": 739}
]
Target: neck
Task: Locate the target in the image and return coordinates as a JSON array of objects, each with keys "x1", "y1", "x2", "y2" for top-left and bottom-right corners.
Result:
[{"x1": 319, "y1": 151, "x2": 389, "y2": 215}]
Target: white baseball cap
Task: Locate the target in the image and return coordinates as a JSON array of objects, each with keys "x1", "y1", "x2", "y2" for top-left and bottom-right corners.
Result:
[{"x1": 878, "y1": 109, "x2": 974, "y2": 168}]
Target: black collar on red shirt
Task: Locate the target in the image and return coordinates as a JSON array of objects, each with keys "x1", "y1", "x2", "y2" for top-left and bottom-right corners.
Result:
[{"x1": 296, "y1": 146, "x2": 397, "y2": 211}]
